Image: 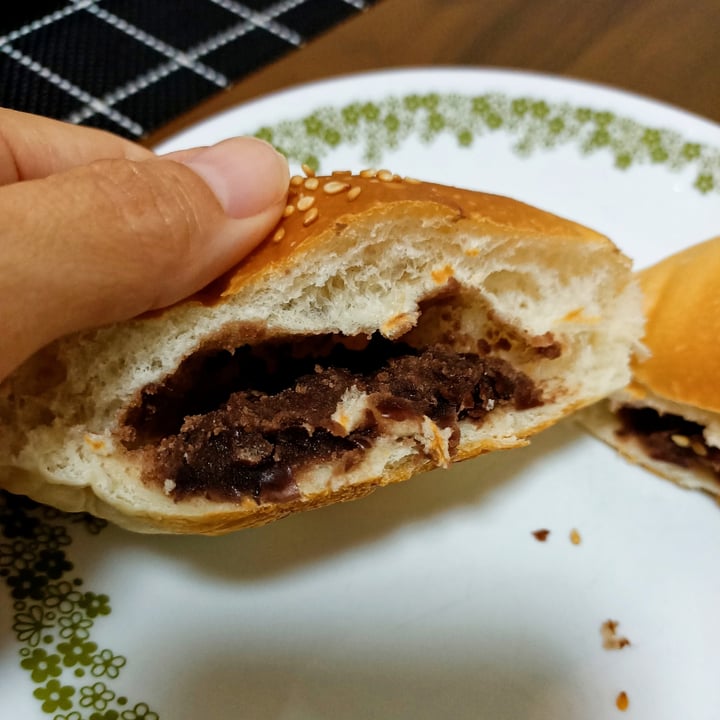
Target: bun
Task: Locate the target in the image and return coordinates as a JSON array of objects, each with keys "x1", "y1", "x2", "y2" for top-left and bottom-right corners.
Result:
[
  {"x1": 580, "y1": 235, "x2": 720, "y2": 497},
  {"x1": 0, "y1": 170, "x2": 643, "y2": 534}
]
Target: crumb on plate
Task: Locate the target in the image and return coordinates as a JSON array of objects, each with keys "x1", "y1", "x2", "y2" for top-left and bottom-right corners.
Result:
[
  {"x1": 616, "y1": 691, "x2": 629, "y2": 711},
  {"x1": 602, "y1": 619, "x2": 631, "y2": 650}
]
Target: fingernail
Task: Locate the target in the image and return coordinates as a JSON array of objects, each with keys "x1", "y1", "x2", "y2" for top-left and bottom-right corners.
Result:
[{"x1": 181, "y1": 137, "x2": 289, "y2": 218}]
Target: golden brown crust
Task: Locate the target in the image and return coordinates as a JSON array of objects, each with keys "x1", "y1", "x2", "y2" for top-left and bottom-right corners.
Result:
[
  {"x1": 191, "y1": 170, "x2": 614, "y2": 305},
  {"x1": 632, "y1": 236, "x2": 720, "y2": 412}
]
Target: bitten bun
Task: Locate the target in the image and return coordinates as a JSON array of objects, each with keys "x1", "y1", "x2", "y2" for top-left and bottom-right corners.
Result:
[
  {"x1": 580, "y1": 235, "x2": 720, "y2": 497},
  {"x1": 0, "y1": 170, "x2": 642, "y2": 534}
]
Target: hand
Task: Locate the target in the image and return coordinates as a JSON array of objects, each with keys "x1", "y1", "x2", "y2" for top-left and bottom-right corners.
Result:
[{"x1": 0, "y1": 109, "x2": 289, "y2": 382}]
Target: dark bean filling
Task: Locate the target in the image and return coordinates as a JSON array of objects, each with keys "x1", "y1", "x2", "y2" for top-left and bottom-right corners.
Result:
[
  {"x1": 123, "y1": 333, "x2": 413, "y2": 449},
  {"x1": 123, "y1": 335, "x2": 543, "y2": 503},
  {"x1": 616, "y1": 406, "x2": 720, "y2": 477}
]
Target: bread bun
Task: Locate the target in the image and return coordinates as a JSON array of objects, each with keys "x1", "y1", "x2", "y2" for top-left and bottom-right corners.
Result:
[
  {"x1": 580, "y1": 235, "x2": 720, "y2": 497},
  {"x1": 0, "y1": 170, "x2": 643, "y2": 534}
]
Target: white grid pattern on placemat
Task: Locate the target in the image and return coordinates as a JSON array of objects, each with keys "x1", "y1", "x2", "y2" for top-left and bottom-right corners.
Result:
[
  {"x1": 0, "y1": 0, "x2": 372, "y2": 138},
  {"x1": 209, "y1": 0, "x2": 305, "y2": 46},
  {"x1": 0, "y1": 42, "x2": 144, "y2": 136},
  {"x1": 81, "y1": 1, "x2": 229, "y2": 86}
]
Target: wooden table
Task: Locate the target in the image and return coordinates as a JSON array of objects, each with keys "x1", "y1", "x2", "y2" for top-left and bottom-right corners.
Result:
[{"x1": 146, "y1": 0, "x2": 720, "y2": 147}]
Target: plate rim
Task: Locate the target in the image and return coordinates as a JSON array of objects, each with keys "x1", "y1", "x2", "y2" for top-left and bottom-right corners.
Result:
[{"x1": 156, "y1": 66, "x2": 720, "y2": 154}]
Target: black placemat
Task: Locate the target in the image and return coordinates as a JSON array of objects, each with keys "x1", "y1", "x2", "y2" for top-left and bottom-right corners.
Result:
[{"x1": 0, "y1": 0, "x2": 380, "y2": 140}]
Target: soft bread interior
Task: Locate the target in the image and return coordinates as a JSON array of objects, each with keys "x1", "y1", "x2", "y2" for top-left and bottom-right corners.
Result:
[
  {"x1": 0, "y1": 175, "x2": 642, "y2": 533},
  {"x1": 579, "y1": 388, "x2": 720, "y2": 498},
  {"x1": 578, "y1": 234, "x2": 720, "y2": 499}
]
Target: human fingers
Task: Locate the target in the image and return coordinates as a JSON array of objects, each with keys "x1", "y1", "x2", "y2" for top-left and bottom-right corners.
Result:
[
  {"x1": 0, "y1": 108, "x2": 153, "y2": 185},
  {"x1": 0, "y1": 137, "x2": 289, "y2": 381}
]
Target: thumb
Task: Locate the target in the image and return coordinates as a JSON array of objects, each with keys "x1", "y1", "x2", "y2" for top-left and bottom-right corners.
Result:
[{"x1": 0, "y1": 137, "x2": 288, "y2": 379}]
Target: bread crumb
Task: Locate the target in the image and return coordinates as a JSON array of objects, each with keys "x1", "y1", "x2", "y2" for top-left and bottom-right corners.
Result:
[
  {"x1": 616, "y1": 691, "x2": 629, "y2": 711},
  {"x1": 601, "y1": 619, "x2": 631, "y2": 650},
  {"x1": 570, "y1": 528, "x2": 582, "y2": 545},
  {"x1": 532, "y1": 529, "x2": 550, "y2": 542}
]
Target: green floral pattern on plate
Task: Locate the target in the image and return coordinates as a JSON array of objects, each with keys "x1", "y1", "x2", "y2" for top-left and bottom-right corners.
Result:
[
  {"x1": 0, "y1": 492, "x2": 158, "y2": 719},
  {"x1": 2, "y1": 88, "x2": 719, "y2": 718},
  {"x1": 254, "y1": 92, "x2": 720, "y2": 195}
]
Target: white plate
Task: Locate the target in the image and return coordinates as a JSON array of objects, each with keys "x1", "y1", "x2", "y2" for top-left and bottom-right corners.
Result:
[{"x1": 2, "y1": 68, "x2": 720, "y2": 720}]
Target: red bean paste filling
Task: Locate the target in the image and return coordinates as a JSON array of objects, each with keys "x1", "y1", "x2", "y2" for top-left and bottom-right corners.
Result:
[
  {"x1": 616, "y1": 406, "x2": 720, "y2": 477},
  {"x1": 122, "y1": 334, "x2": 543, "y2": 504}
]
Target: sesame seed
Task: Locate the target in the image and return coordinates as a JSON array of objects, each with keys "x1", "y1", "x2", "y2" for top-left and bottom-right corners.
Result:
[
  {"x1": 303, "y1": 207, "x2": 319, "y2": 226},
  {"x1": 347, "y1": 186, "x2": 362, "y2": 201},
  {"x1": 323, "y1": 180, "x2": 350, "y2": 195},
  {"x1": 297, "y1": 195, "x2": 315, "y2": 211},
  {"x1": 290, "y1": 175, "x2": 304, "y2": 187},
  {"x1": 570, "y1": 528, "x2": 582, "y2": 545},
  {"x1": 304, "y1": 177, "x2": 319, "y2": 190},
  {"x1": 283, "y1": 204, "x2": 295, "y2": 217},
  {"x1": 359, "y1": 168, "x2": 378, "y2": 178},
  {"x1": 301, "y1": 163, "x2": 315, "y2": 177},
  {"x1": 691, "y1": 441, "x2": 708, "y2": 456},
  {"x1": 272, "y1": 227, "x2": 286, "y2": 243},
  {"x1": 404, "y1": 176, "x2": 422, "y2": 184},
  {"x1": 377, "y1": 169, "x2": 394, "y2": 182},
  {"x1": 671, "y1": 434, "x2": 690, "y2": 448}
]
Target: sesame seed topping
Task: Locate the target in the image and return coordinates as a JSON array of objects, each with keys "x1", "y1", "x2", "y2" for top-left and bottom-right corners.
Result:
[
  {"x1": 569, "y1": 528, "x2": 582, "y2": 545},
  {"x1": 671, "y1": 434, "x2": 690, "y2": 448},
  {"x1": 359, "y1": 168, "x2": 378, "y2": 178},
  {"x1": 347, "y1": 186, "x2": 362, "y2": 201},
  {"x1": 272, "y1": 227, "x2": 286, "y2": 243},
  {"x1": 283, "y1": 204, "x2": 295, "y2": 217},
  {"x1": 297, "y1": 195, "x2": 315, "y2": 211},
  {"x1": 692, "y1": 440, "x2": 708, "y2": 456},
  {"x1": 304, "y1": 177, "x2": 319, "y2": 190},
  {"x1": 301, "y1": 163, "x2": 315, "y2": 177},
  {"x1": 377, "y1": 169, "x2": 395, "y2": 182},
  {"x1": 323, "y1": 180, "x2": 350, "y2": 195},
  {"x1": 303, "y1": 207, "x2": 319, "y2": 226},
  {"x1": 404, "y1": 176, "x2": 422, "y2": 184},
  {"x1": 290, "y1": 175, "x2": 304, "y2": 187}
]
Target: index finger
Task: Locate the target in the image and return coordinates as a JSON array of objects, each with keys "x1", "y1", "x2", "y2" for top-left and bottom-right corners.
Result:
[{"x1": 0, "y1": 108, "x2": 154, "y2": 185}]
